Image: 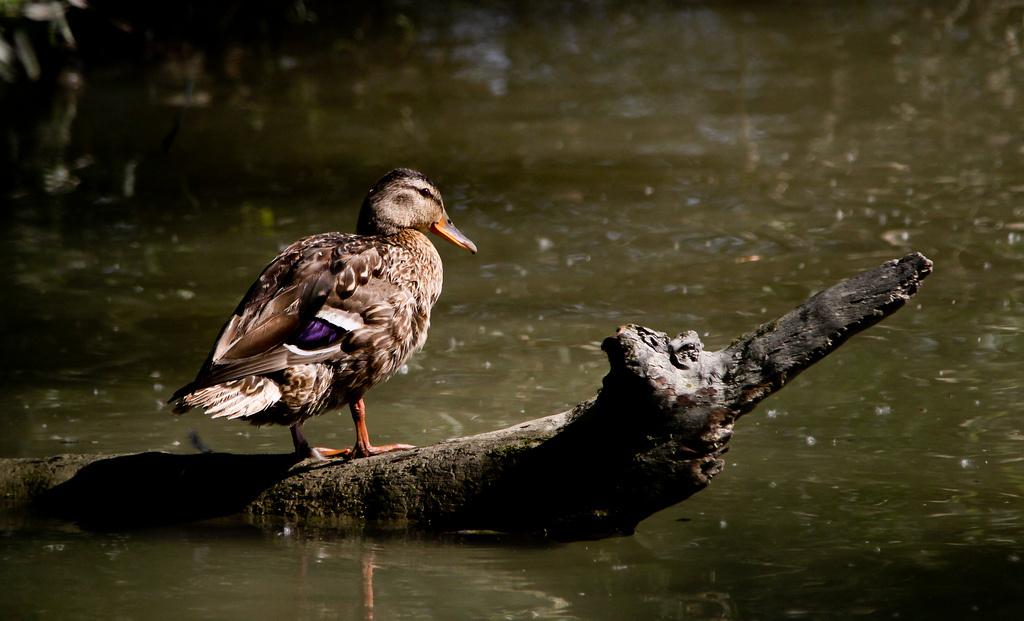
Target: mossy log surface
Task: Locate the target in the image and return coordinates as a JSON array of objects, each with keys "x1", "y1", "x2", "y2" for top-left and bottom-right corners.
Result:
[{"x1": 0, "y1": 253, "x2": 932, "y2": 537}]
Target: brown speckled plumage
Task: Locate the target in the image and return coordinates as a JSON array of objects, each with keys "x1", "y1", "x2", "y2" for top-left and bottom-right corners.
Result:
[{"x1": 169, "y1": 168, "x2": 477, "y2": 458}]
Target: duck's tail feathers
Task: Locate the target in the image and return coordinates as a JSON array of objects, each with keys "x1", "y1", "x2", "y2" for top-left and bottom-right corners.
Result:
[{"x1": 172, "y1": 376, "x2": 282, "y2": 420}]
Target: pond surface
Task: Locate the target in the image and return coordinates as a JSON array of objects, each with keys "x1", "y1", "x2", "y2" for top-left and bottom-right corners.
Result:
[{"x1": 4, "y1": 1, "x2": 1024, "y2": 618}]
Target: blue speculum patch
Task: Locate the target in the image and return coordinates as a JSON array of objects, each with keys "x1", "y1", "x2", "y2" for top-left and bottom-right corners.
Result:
[{"x1": 290, "y1": 318, "x2": 342, "y2": 349}]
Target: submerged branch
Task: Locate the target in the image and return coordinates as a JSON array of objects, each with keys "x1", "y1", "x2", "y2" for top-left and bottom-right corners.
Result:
[{"x1": 0, "y1": 253, "x2": 932, "y2": 537}]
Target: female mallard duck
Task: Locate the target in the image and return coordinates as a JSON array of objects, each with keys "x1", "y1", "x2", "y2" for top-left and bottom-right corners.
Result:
[{"x1": 169, "y1": 168, "x2": 477, "y2": 459}]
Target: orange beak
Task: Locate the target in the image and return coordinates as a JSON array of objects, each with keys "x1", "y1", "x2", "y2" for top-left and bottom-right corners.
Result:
[{"x1": 429, "y1": 216, "x2": 478, "y2": 254}]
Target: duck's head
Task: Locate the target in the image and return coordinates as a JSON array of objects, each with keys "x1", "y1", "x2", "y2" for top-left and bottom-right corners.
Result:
[{"x1": 357, "y1": 168, "x2": 477, "y2": 254}]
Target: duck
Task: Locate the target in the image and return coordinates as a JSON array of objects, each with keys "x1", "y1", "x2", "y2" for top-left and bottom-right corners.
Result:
[{"x1": 169, "y1": 168, "x2": 477, "y2": 459}]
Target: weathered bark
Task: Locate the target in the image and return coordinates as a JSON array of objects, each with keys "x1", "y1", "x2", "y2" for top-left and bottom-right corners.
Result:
[{"x1": 0, "y1": 253, "x2": 932, "y2": 537}]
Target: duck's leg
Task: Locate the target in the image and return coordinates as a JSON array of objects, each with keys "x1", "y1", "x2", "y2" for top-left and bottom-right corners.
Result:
[
  {"x1": 291, "y1": 423, "x2": 334, "y2": 461},
  {"x1": 296, "y1": 399, "x2": 415, "y2": 459},
  {"x1": 290, "y1": 423, "x2": 308, "y2": 453},
  {"x1": 349, "y1": 398, "x2": 416, "y2": 458}
]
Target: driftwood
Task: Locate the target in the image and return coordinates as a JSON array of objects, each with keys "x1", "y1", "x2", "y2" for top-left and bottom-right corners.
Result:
[{"x1": 0, "y1": 253, "x2": 932, "y2": 537}]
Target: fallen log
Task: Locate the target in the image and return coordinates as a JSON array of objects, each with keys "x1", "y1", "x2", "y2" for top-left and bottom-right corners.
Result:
[{"x1": 0, "y1": 253, "x2": 932, "y2": 537}]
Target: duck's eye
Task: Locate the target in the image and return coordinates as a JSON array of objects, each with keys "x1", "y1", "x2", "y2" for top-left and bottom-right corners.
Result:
[{"x1": 418, "y1": 188, "x2": 432, "y2": 198}]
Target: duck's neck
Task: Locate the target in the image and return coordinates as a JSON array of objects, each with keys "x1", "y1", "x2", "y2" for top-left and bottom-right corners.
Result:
[{"x1": 389, "y1": 229, "x2": 444, "y2": 306}]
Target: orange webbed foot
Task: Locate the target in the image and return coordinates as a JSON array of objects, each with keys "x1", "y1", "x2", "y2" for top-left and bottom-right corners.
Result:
[
  {"x1": 307, "y1": 443, "x2": 416, "y2": 461},
  {"x1": 355, "y1": 442, "x2": 416, "y2": 458},
  {"x1": 311, "y1": 446, "x2": 354, "y2": 460}
]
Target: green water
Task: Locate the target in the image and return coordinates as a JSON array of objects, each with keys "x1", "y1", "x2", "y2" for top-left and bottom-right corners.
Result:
[{"x1": 4, "y1": 1, "x2": 1024, "y2": 618}]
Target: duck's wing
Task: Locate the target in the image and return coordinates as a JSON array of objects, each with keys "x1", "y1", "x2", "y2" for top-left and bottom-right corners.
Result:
[{"x1": 177, "y1": 233, "x2": 392, "y2": 393}]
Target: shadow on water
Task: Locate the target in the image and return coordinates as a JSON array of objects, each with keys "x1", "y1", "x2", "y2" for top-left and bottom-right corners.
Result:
[{"x1": 37, "y1": 451, "x2": 302, "y2": 528}]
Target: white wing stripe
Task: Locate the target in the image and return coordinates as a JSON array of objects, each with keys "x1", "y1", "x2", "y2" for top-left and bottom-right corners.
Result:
[{"x1": 315, "y1": 307, "x2": 365, "y2": 332}]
